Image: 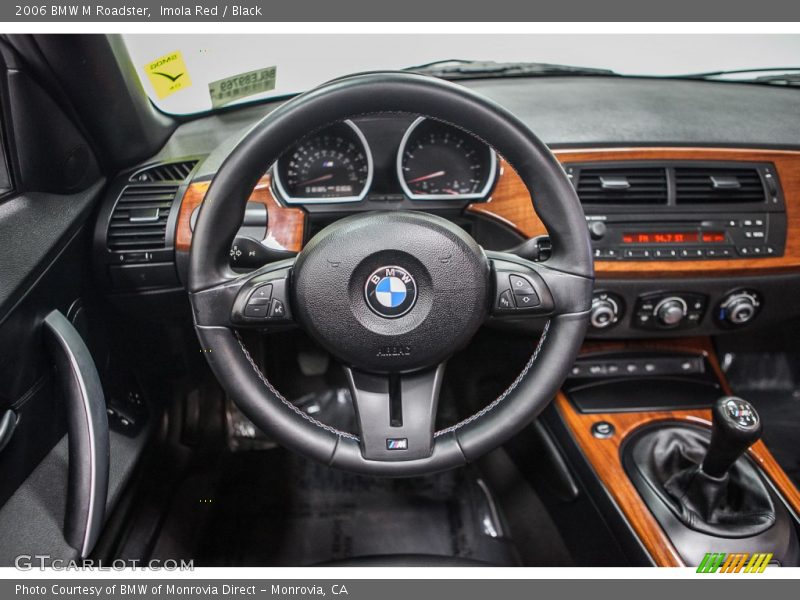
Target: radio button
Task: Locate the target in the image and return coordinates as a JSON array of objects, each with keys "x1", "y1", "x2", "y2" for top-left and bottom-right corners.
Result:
[
  {"x1": 680, "y1": 249, "x2": 703, "y2": 258},
  {"x1": 705, "y1": 248, "x2": 733, "y2": 258},
  {"x1": 623, "y1": 249, "x2": 650, "y2": 259},
  {"x1": 654, "y1": 248, "x2": 678, "y2": 258}
]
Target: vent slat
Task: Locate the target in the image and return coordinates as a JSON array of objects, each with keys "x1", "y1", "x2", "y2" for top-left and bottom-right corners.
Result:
[
  {"x1": 107, "y1": 183, "x2": 179, "y2": 250},
  {"x1": 129, "y1": 160, "x2": 198, "y2": 184},
  {"x1": 675, "y1": 168, "x2": 766, "y2": 204},
  {"x1": 112, "y1": 202, "x2": 174, "y2": 210},
  {"x1": 576, "y1": 167, "x2": 668, "y2": 205}
]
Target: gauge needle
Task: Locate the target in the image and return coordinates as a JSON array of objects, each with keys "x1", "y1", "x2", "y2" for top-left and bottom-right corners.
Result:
[
  {"x1": 297, "y1": 173, "x2": 335, "y2": 186},
  {"x1": 407, "y1": 170, "x2": 446, "y2": 184}
]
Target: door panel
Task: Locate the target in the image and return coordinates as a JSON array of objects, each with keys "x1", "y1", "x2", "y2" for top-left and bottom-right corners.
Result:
[{"x1": 0, "y1": 39, "x2": 109, "y2": 562}]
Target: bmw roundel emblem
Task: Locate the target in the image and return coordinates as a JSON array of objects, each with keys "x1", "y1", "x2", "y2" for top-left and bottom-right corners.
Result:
[{"x1": 364, "y1": 266, "x2": 418, "y2": 318}]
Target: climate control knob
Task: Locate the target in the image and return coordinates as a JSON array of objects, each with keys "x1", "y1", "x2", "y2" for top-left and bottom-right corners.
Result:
[
  {"x1": 590, "y1": 293, "x2": 621, "y2": 329},
  {"x1": 655, "y1": 297, "x2": 687, "y2": 327},
  {"x1": 719, "y1": 291, "x2": 761, "y2": 326}
]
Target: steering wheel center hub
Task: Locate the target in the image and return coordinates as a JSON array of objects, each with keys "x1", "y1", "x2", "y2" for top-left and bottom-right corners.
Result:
[{"x1": 291, "y1": 211, "x2": 490, "y2": 373}]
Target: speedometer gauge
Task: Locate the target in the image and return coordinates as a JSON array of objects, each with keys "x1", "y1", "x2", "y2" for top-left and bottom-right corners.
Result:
[
  {"x1": 398, "y1": 117, "x2": 497, "y2": 200},
  {"x1": 273, "y1": 121, "x2": 373, "y2": 204}
]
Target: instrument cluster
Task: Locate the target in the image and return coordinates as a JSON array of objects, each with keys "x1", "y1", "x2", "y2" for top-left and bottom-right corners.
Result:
[{"x1": 271, "y1": 115, "x2": 497, "y2": 207}]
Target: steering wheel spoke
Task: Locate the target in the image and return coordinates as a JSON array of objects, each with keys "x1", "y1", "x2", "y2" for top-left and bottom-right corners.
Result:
[
  {"x1": 487, "y1": 250, "x2": 593, "y2": 320},
  {"x1": 190, "y1": 258, "x2": 296, "y2": 329},
  {"x1": 345, "y1": 364, "x2": 446, "y2": 461}
]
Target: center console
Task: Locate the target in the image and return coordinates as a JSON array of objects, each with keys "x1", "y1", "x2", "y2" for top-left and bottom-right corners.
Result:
[{"x1": 555, "y1": 338, "x2": 800, "y2": 567}]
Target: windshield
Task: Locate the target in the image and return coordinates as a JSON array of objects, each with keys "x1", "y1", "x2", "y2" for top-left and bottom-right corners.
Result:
[{"x1": 122, "y1": 34, "x2": 800, "y2": 115}]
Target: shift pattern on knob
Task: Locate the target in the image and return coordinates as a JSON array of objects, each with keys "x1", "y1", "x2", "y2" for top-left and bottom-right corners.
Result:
[{"x1": 722, "y1": 397, "x2": 759, "y2": 429}]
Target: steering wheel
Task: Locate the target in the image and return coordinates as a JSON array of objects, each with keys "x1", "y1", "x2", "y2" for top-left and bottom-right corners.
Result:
[{"x1": 188, "y1": 72, "x2": 593, "y2": 476}]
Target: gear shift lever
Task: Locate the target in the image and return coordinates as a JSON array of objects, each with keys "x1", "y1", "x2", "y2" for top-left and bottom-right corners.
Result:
[{"x1": 702, "y1": 396, "x2": 762, "y2": 478}]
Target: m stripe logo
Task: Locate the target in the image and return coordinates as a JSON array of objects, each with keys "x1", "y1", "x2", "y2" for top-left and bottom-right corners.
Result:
[{"x1": 696, "y1": 552, "x2": 774, "y2": 573}]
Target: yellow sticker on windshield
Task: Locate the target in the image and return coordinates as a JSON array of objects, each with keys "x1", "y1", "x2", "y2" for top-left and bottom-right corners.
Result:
[{"x1": 144, "y1": 50, "x2": 192, "y2": 99}]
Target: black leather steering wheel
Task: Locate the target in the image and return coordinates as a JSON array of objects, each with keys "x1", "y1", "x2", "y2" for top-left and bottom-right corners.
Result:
[{"x1": 188, "y1": 72, "x2": 594, "y2": 476}]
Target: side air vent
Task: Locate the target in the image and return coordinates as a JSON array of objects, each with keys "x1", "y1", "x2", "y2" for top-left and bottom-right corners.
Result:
[
  {"x1": 576, "y1": 167, "x2": 668, "y2": 205},
  {"x1": 675, "y1": 167, "x2": 766, "y2": 204},
  {"x1": 129, "y1": 160, "x2": 198, "y2": 183},
  {"x1": 106, "y1": 184, "x2": 178, "y2": 250}
]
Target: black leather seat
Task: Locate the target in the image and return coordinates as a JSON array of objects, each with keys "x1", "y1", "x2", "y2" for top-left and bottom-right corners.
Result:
[{"x1": 320, "y1": 554, "x2": 493, "y2": 567}]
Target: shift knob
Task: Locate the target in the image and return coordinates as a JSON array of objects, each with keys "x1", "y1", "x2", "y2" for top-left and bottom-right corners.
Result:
[{"x1": 701, "y1": 396, "x2": 762, "y2": 478}]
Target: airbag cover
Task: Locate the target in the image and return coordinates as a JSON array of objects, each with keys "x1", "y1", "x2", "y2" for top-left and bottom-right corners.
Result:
[{"x1": 291, "y1": 211, "x2": 490, "y2": 372}]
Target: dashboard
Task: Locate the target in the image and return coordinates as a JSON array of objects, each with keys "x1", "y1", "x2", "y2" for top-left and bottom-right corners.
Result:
[{"x1": 91, "y1": 76, "x2": 800, "y2": 341}]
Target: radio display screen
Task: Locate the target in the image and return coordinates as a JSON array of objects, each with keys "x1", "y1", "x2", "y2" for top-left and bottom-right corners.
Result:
[{"x1": 622, "y1": 232, "x2": 699, "y2": 244}]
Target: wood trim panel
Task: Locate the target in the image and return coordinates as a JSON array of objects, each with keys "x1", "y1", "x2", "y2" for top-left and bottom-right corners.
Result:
[
  {"x1": 556, "y1": 337, "x2": 800, "y2": 566},
  {"x1": 175, "y1": 175, "x2": 305, "y2": 253},
  {"x1": 467, "y1": 148, "x2": 800, "y2": 278},
  {"x1": 466, "y1": 158, "x2": 548, "y2": 239}
]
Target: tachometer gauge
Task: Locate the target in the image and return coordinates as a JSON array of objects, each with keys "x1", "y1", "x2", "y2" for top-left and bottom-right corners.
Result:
[
  {"x1": 274, "y1": 121, "x2": 373, "y2": 203},
  {"x1": 398, "y1": 117, "x2": 497, "y2": 200}
]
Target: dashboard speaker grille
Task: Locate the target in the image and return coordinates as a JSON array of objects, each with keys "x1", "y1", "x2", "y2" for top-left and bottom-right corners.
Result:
[
  {"x1": 107, "y1": 184, "x2": 178, "y2": 250},
  {"x1": 576, "y1": 167, "x2": 668, "y2": 205},
  {"x1": 675, "y1": 167, "x2": 766, "y2": 204}
]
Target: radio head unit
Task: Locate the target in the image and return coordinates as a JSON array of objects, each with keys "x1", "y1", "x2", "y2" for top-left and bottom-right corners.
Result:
[{"x1": 565, "y1": 160, "x2": 787, "y2": 260}]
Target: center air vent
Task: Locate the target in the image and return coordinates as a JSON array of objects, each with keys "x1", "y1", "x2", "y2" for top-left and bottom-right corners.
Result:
[
  {"x1": 576, "y1": 167, "x2": 668, "y2": 205},
  {"x1": 675, "y1": 167, "x2": 766, "y2": 204},
  {"x1": 106, "y1": 184, "x2": 178, "y2": 250}
]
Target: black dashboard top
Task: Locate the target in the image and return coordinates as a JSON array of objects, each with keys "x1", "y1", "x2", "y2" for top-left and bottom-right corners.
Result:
[{"x1": 149, "y1": 76, "x2": 800, "y2": 179}]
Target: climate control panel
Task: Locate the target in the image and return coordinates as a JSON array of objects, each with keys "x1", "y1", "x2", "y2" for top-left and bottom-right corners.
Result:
[
  {"x1": 633, "y1": 292, "x2": 708, "y2": 330},
  {"x1": 589, "y1": 292, "x2": 623, "y2": 330},
  {"x1": 716, "y1": 290, "x2": 762, "y2": 328}
]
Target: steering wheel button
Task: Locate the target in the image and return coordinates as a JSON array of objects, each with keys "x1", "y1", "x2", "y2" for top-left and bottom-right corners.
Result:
[
  {"x1": 514, "y1": 293, "x2": 540, "y2": 308},
  {"x1": 509, "y1": 274, "x2": 535, "y2": 295},
  {"x1": 269, "y1": 299, "x2": 286, "y2": 319},
  {"x1": 247, "y1": 296, "x2": 269, "y2": 306},
  {"x1": 244, "y1": 303, "x2": 269, "y2": 318},
  {"x1": 250, "y1": 283, "x2": 273, "y2": 300},
  {"x1": 497, "y1": 289, "x2": 514, "y2": 310}
]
